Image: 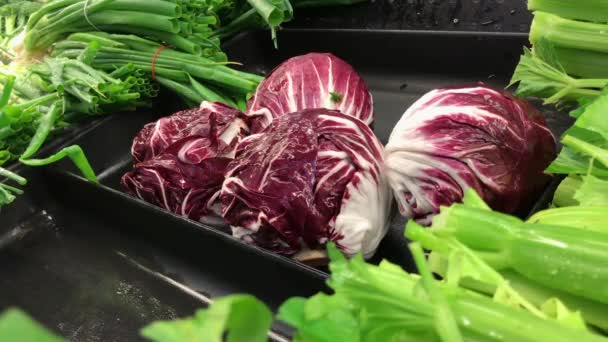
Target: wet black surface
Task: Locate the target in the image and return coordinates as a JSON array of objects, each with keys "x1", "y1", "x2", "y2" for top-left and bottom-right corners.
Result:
[
  {"x1": 0, "y1": 213, "x2": 200, "y2": 341},
  {"x1": 289, "y1": 0, "x2": 532, "y2": 33}
]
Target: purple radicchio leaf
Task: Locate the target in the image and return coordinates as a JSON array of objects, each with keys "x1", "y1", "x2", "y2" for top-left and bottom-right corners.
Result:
[
  {"x1": 384, "y1": 83, "x2": 557, "y2": 223},
  {"x1": 220, "y1": 108, "x2": 391, "y2": 258},
  {"x1": 122, "y1": 101, "x2": 250, "y2": 225},
  {"x1": 246, "y1": 53, "x2": 374, "y2": 133}
]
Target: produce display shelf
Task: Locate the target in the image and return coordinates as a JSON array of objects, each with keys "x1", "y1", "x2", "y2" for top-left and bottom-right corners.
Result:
[{"x1": 0, "y1": 29, "x2": 573, "y2": 341}]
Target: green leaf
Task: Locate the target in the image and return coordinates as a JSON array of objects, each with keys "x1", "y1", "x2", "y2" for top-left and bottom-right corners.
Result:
[
  {"x1": 552, "y1": 175, "x2": 583, "y2": 207},
  {"x1": 461, "y1": 188, "x2": 491, "y2": 210},
  {"x1": 534, "y1": 37, "x2": 566, "y2": 74},
  {"x1": 0, "y1": 308, "x2": 64, "y2": 342},
  {"x1": 141, "y1": 295, "x2": 272, "y2": 342},
  {"x1": 329, "y1": 91, "x2": 343, "y2": 104},
  {"x1": 324, "y1": 243, "x2": 435, "y2": 340},
  {"x1": 278, "y1": 294, "x2": 361, "y2": 342},
  {"x1": 20, "y1": 145, "x2": 98, "y2": 183},
  {"x1": 509, "y1": 39, "x2": 608, "y2": 104},
  {"x1": 410, "y1": 243, "x2": 463, "y2": 342},
  {"x1": 547, "y1": 92, "x2": 608, "y2": 176},
  {"x1": 541, "y1": 298, "x2": 587, "y2": 331},
  {"x1": 574, "y1": 175, "x2": 608, "y2": 206}
]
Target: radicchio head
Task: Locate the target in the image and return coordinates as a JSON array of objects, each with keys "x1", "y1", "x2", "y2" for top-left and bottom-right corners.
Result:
[
  {"x1": 221, "y1": 108, "x2": 391, "y2": 257},
  {"x1": 384, "y1": 83, "x2": 556, "y2": 223},
  {"x1": 122, "y1": 101, "x2": 249, "y2": 225},
  {"x1": 246, "y1": 53, "x2": 374, "y2": 133}
]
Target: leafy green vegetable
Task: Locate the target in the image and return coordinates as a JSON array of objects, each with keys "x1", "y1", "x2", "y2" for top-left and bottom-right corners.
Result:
[
  {"x1": 280, "y1": 242, "x2": 607, "y2": 341},
  {"x1": 545, "y1": 91, "x2": 608, "y2": 206},
  {"x1": 278, "y1": 294, "x2": 361, "y2": 342},
  {"x1": 0, "y1": 1, "x2": 42, "y2": 62},
  {"x1": 509, "y1": 39, "x2": 608, "y2": 104},
  {"x1": 0, "y1": 165, "x2": 25, "y2": 206},
  {"x1": 0, "y1": 308, "x2": 64, "y2": 342},
  {"x1": 141, "y1": 295, "x2": 272, "y2": 342}
]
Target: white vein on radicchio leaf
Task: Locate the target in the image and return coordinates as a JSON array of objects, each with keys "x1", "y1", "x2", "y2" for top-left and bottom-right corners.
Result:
[
  {"x1": 121, "y1": 101, "x2": 250, "y2": 225},
  {"x1": 385, "y1": 83, "x2": 556, "y2": 223},
  {"x1": 220, "y1": 109, "x2": 391, "y2": 258},
  {"x1": 246, "y1": 53, "x2": 374, "y2": 133}
]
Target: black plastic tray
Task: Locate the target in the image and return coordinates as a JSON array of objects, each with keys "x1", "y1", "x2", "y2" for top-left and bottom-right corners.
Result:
[{"x1": 0, "y1": 29, "x2": 573, "y2": 341}]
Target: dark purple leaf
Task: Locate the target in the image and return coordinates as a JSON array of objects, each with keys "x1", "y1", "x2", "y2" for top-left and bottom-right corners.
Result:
[
  {"x1": 122, "y1": 102, "x2": 250, "y2": 224},
  {"x1": 221, "y1": 109, "x2": 391, "y2": 257},
  {"x1": 246, "y1": 53, "x2": 374, "y2": 133}
]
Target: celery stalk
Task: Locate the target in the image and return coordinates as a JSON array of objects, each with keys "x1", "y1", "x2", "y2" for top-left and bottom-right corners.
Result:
[
  {"x1": 554, "y1": 47, "x2": 608, "y2": 79},
  {"x1": 552, "y1": 175, "x2": 582, "y2": 207},
  {"x1": 528, "y1": 0, "x2": 608, "y2": 23},
  {"x1": 410, "y1": 204, "x2": 608, "y2": 305},
  {"x1": 502, "y1": 270, "x2": 608, "y2": 331},
  {"x1": 530, "y1": 12, "x2": 608, "y2": 55},
  {"x1": 281, "y1": 243, "x2": 608, "y2": 341}
]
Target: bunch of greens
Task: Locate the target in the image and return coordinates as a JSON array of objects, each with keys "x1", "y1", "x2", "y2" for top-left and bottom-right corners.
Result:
[
  {"x1": 0, "y1": 39, "x2": 145, "y2": 206},
  {"x1": 510, "y1": 1, "x2": 608, "y2": 104},
  {"x1": 52, "y1": 32, "x2": 262, "y2": 108},
  {"x1": 23, "y1": 0, "x2": 226, "y2": 59},
  {"x1": 509, "y1": 39, "x2": 608, "y2": 105},
  {"x1": 544, "y1": 90, "x2": 608, "y2": 207},
  {"x1": 0, "y1": 1, "x2": 42, "y2": 61}
]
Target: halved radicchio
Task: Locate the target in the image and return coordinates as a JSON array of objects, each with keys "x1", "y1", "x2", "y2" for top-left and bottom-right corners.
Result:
[
  {"x1": 246, "y1": 52, "x2": 374, "y2": 133},
  {"x1": 220, "y1": 108, "x2": 391, "y2": 257},
  {"x1": 122, "y1": 101, "x2": 249, "y2": 225},
  {"x1": 384, "y1": 83, "x2": 556, "y2": 223}
]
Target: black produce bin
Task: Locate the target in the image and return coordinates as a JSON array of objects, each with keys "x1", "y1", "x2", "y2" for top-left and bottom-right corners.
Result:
[{"x1": 0, "y1": 27, "x2": 573, "y2": 341}]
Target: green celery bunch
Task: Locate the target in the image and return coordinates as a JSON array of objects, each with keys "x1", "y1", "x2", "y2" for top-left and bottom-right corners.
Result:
[
  {"x1": 0, "y1": 1, "x2": 43, "y2": 61},
  {"x1": 509, "y1": 39, "x2": 608, "y2": 104},
  {"x1": 279, "y1": 243, "x2": 607, "y2": 341},
  {"x1": 528, "y1": 11, "x2": 608, "y2": 80},
  {"x1": 528, "y1": 0, "x2": 608, "y2": 23},
  {"x1": 407, "y1": 189, "x2": 608, "y2": 330},
  {"x1": 136, "y1": 242, "x2": 608, "y2": 341},
  {"x1": 530, "y1": 12, "x2": 608, "y2": 56}
]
